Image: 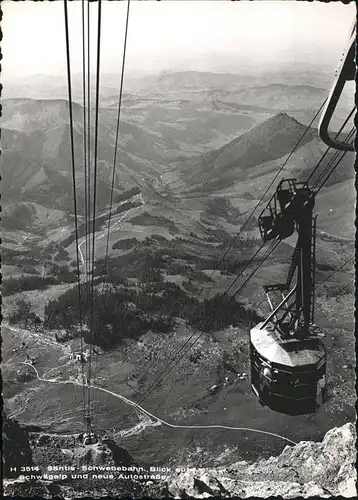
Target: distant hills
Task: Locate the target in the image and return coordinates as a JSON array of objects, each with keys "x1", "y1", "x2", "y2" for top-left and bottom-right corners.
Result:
[
  {"x1": 166, "y1": 111, "x2": 355, "y2": 239},
  {"x1": 1, "y1": 98, "x2": 166, "y2": 210},
  {"x1": 175, "y1": 113, "x2": 316, "y2": 192},
  {"x1": 1, "y1": 70, "x2": 354, "y2": 242}
]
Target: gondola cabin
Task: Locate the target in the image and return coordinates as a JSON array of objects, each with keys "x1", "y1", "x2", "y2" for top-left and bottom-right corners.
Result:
[
  {"x1": 250, "y1": 321, "x2": 326, "y2": 415},
  {"x1": 249, "y1": 178, "x2": 327, "y2": 415}
]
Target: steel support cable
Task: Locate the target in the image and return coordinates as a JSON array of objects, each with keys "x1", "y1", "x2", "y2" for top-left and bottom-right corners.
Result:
[
  {"x1": 85, "y1": 0, "x2": 92, "y2": 426},
  {"x1": 64, "y1": 0, "x2": 86, "y2": 426},
  {"x1": 310, "y1": 131, "x2": 354, "y2": 193},
  {"x1": 313, "y1": 128, "x2": 355, "y2": 194},
  {"x1": 102, "y1": 0, "x2": 131, "y2": 296},
  {"x1": 135, "y1": 239, "x2": 268, "y2": 387},
  {"x1": 315, "y1": 272, "x2": 354, "y2": 315},
  {"x1": 94, "y1": 98, "x2": 328, "y2": 398},
  {"x1": 317, "y1": 256, "x2": 354, "y2": 285},
  {"x1": 87, "y1": 0, "x2": 91, "y2": 288},
  {"x1": 316, "y1": 278, "x2": 354, "y2": 314},
  {"x1": 255, "y1": 254, "x2": 354, "y2": 315},
  {"x1": 148, "y1": 238, "x2": 281, "y2": 415},
  {"x1": 80, "y1": 0, "x2": 89, "y2": 423},
  {"x1": 126, "y1": 238, "x2": 280, "y2": 419},
  {"x1": 25, "y1": 362, "x2": 298, "y2": 446},
  {"x1": 89, "y1": 0, "x2": 131, "y2": 426},
  {"x1": 186, "y1": 99, "x2": 328, "y2": 302},
  {"x1": 131, "y1": 112, "x2": 354, "y2": 410},
  {"x1": 128, "y1": 103, "x2": 328, "y2": 386},
  {"x1": 125, "y1": 99, "x2": 329, "y2": 380},
  {"x1": 97, "y1": 0, "x2": 131, "y2": 352},
  {"x1": 152, "y1": 234, "x2": 347, "y2": 422},
  {"x1": 263, "y1": 126, "x2": 355, "y2": 314},
  {"x1": 306, "y1": 107, "x2": 355, "y2": 185},
  {"x1": 150, "y1": 127, "x2": 355, "y2": 430},
  {"x1": 82, "y1": 0, "x2": 90, "y2": 286},
  {"x1": 118, "y1": 102, "x2": 330, "y2": 421},
  {"x1": 231, "y1": 239, "x2": 281, "y2": 301},
  {"x1": 128, "y1": 118, "x2": 354, "y2": 422},
  {"x1": 87, "y1": 0, "x2": 103, "y2": 434}
]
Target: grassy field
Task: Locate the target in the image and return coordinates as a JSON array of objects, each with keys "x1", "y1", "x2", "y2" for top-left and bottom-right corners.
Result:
[
  {"x1": 3, "y1": 314, "x2": 355, "y2": 470},
  {"x1": 2, "y1": 146, "x2": 355, "y2": 472}
]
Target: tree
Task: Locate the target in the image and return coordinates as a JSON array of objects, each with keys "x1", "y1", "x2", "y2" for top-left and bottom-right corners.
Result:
[{"x1": 8, "y1": 299, "x2": 33, "y2": 328}]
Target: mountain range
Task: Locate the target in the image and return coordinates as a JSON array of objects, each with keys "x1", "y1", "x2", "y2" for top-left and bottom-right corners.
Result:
[
  {"x1": 1, "y1": 70, "x2": 354, "y2": 244},
  {"x1": 2, "y1": 69, "x2": 355, "y2": 492}
]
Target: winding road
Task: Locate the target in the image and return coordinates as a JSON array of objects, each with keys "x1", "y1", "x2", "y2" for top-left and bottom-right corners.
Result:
[
  {"x1": 23, "y1": 362, "x2": 297, "y2": 446},
  {"x1": 78, "y1": 193, "x2": 145, "y2": 265},
  {"x1": 6, "y1": 189, "x2": 298, "y2": 449}
]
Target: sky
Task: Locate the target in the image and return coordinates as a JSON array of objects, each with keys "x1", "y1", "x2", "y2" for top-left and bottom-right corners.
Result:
[{"x1": 2, "y1": 0, "x2": 356, "y2": 81}]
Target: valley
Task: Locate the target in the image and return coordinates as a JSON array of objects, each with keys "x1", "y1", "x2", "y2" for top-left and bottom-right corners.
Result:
[{"x1": 1, "y1": 70, "x2": 355, "y2": 497}]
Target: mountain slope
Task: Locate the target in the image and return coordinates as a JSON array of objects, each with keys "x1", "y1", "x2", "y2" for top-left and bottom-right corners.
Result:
[
  {"x1": 1, "y1": 98, "x2": 166, "y2": 210},
  {"x1": 175, "y1": 113, "x2": 316, "y2": 192}
]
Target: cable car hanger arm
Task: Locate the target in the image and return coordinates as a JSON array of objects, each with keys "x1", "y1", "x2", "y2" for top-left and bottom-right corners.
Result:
[{"x1": 318, "y1": 23, "x2": 356, "y2": 152}]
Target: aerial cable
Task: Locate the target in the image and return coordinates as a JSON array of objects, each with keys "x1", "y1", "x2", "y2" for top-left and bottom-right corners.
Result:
[
  {"x1": 306, "y1": 113, "x2": 355, "y2": 191},
  {"x1": 64, "y1": 0, "x2": 85, "y2": 399},
  {"x1": 127, "y1": 237, "x2": 281, "y2": 418},
  {"x1": 130, "y1": 106, "x2": 354, "y2": 417},
  {"x1": 137, "y1": 241, "x2": 352, "y2": 419},
  {"x1": 255, "y1": 254, "x2": 354, "y2": 316},
  {"x1": 133, "y1": 239, "x2": 268, "y2": 389},
  {"x1": 80, "y1": 0, "x2": 89, "y2": 424},
  {"x1": 318, "y1": 256, "x2": 354, "y2": 284},
  {"x1": 86, "y1": 0, "x2": 91, "y2": 287},
  {"x1": 82, "y1": 0, "x2": 89, "y2": 287},
  {"x1": 128, "y1": 101, "x2": 329, "y2": 388},
  {"x1": 102, "y1": 0, "x2": 131, "y2": 296},
  {"x1": 123, "y1": 102, "x2": 352, "y2": 415},
  {"x1": 315, "y1": 279, "x2": 354, "y2": 318},
  {"x1": 185, "y1": 99, "x2": 328, "y2": 304},
  {"x1": 151, "y1": 239, "x2": 280, "y2": 413},
  {"x1": 313, "y1": 128, "x2": 355, "y2": 193},
  {"x1": 310, "y1": 128, "x2": 354, "y2": 196},
  {"x1": 91, "y1": 0, "x2": 131, "y2": 428},
  {"x1": 90, "y1": 0, "x2": 130, "y2": 430},
  {"x1": 231, "y1": 239, "x2": 281, "y2": 300},
  {"x1": 306, "y1": 107, "x2": 355, "y2": 185},
  {"x1": 165, "y1": 100, "x2": 327, "y2": 326},
  {"x1": 87, "y1": 0, "x2": 103, "y2": 436}
]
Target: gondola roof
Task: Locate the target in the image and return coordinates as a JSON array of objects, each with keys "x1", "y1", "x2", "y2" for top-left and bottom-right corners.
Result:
[{"x1": 250, "y1": 322, "x2": 326, "y2": 368}]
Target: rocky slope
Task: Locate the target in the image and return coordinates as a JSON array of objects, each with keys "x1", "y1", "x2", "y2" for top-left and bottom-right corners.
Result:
[
  {"x1": 3, "y1": 419, "x2": 356, "y2": 498},
  {"x1": 2, "y1": 414, "x2": 34, "y2": 479},
  {"x1": 164, "y1": 423, "x2": 357, "y2": 498}
]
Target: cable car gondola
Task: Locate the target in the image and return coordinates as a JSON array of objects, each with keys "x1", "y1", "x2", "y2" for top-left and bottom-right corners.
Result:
[
  {"x1": 250, "y1": 21, "x2": 356, "y2": 415},
  {"x1": 250, "y1": 179, "x2": 327, "y2": 415}
]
